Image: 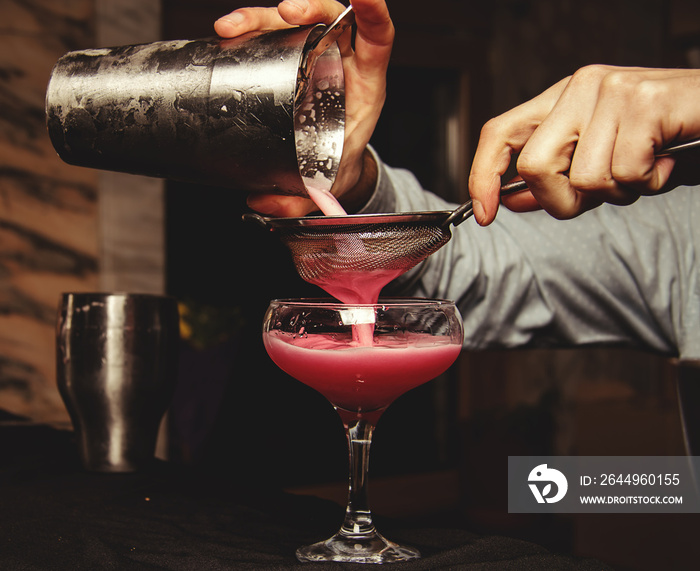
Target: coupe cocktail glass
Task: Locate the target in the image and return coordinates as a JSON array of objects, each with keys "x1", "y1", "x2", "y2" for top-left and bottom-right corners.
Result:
[{"x1": 263, "y1": 298, "x2": 464, "y2": 563}]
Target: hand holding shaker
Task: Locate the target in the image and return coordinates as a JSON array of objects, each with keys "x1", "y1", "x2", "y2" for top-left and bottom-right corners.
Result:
[
  {"x1": 45, "y1": 25, "x2": 345, "y2": 196},
  {"x1": 56, "y1": 293, "x2": 180, "y2": 472}
]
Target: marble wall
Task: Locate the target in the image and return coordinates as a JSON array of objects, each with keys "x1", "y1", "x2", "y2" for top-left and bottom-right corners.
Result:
[
  {"x1": 0, "y1": 0, "x2": 163, "y2": 425},
  {"x1": 0, "y1": 0, "x2": 98, "y2": 425}
]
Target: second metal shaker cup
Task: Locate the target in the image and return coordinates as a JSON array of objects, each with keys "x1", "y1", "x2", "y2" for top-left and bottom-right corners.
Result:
[
  {"x1": 56, "y1": 293, "x2": 180, "y2": 472},
  {"x1": 45, "y1": 26, "x2": 345, "y2": 196}
]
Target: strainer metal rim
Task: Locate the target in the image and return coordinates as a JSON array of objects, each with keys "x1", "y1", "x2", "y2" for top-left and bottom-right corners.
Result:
[{"x1": 243, "y1": 210, "x2": 454, "y2": 230}]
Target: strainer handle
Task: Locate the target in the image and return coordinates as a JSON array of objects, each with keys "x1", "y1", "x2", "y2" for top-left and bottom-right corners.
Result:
[{"x1": 444, "y1": 182, "x2": 524, "y2": 228}]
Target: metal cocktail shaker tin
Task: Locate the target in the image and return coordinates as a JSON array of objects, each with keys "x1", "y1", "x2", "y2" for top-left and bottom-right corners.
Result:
[{"x1": 45, "y1": 27, "x2": 345, "y2": 196}]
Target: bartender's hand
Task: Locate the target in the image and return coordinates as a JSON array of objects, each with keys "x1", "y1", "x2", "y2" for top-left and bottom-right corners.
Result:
[
  {"x1": 216, "y1": 0, "x2": 393, "y2": 217},
  {"x1": 469, "y1": 65, "x2": 700, "y2": 225}
]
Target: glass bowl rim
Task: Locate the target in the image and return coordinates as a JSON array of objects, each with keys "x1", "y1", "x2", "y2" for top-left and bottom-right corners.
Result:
[{"x1": 267, "y1": 297, "x2": 457, "y2": 308}]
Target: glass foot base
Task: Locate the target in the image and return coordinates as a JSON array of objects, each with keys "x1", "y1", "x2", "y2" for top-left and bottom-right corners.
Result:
[{"x1": 296, "y1": 531, "x2": 420, "y2": 564}]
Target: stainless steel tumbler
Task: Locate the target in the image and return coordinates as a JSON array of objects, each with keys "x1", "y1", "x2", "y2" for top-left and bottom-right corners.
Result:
[
  {"x1": 56, "y1": 293, "x2": 180, "y2": 472},
  {"x1": 45, "y1": 27, "x2": 345, "y2": 196}
]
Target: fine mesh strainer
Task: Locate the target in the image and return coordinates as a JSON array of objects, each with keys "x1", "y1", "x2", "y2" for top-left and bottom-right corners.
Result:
[
  {"x1": 244, "y1": 137, "x2": 700, "y2": 286},
  {"x1": 242, "y1": 197, "x2": 487, "y2": 285}
]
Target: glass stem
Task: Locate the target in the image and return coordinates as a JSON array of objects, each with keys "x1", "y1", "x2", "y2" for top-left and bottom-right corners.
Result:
[{"x1": 340, "y1": 418, "x2": 376, "y2": 538}]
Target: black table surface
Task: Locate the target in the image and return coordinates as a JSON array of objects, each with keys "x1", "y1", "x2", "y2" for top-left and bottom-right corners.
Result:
[{"x1": 0, "y1": 423, "x2": 613, "y2": 570}]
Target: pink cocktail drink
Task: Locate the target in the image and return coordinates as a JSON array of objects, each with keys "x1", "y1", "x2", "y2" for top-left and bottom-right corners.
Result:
[
  {"x1": 263, "y1": 299, "x2": 463, "y2": 564},
  {"x1": 310, "y1": 268, "x2": 406, "y2": 305},
  {"x1": 264, "y1": 331, "x2": 460, "y2": 424},
  {"x1": 303, "y1": 183, "x2": 404, "y2": 306}
]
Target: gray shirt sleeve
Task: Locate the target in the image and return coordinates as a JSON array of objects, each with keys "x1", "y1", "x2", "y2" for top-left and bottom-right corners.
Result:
[{"x1": 360, "y1": 149, "x2": 700, "y2": 358}]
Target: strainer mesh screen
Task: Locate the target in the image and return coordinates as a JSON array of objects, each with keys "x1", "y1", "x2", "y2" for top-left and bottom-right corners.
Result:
[{"x1": 276, "y1": 221, "x2": 452, "y2": 283}]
